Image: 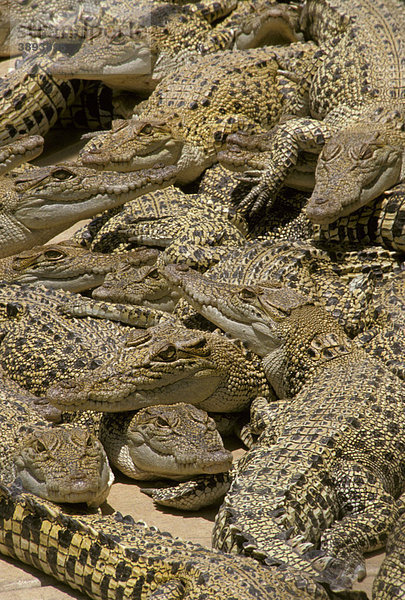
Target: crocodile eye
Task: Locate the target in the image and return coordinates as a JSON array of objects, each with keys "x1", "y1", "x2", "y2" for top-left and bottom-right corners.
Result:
[
  {"x1": 148, "y1": 268, "x2": 159, "y2": 279},
  {"x1": 156, "y1": 416, "x2": 170, "y2": 427},
  {"x1": 43, "y1": 249, "x2": 66, "y2": 260},
  {"x1": 51, "y1": 168, "x2": 74, "y2": 180},
  {"x1": 34, "y1": 440, "x2": 47, "y2": 453},
  {"x1": 320, "y1": 143, "x2": 341, "y2": 162},
  {"x1": 357, "y1": 145, "x2": 374, "y2": 160},
  {"x1": 239, "y1": 288, "x2": 256, "y2": 300},
  {"x1": 111, "y1": 33, "x2": 126, "y2": 44},
  {"x1": 156, "y1": 346, "x2": 177, "y2": 361},
  {"x1": 141, "y1": 124, "x2": 152, "y2": 135}
]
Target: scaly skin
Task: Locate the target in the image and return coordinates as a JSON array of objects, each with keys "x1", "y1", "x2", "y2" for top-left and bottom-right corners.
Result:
[
  {"x1": 0, "y1": 161, "x2": 178, "y2": 257},
  {"x1": 355, "y1": 269, "x2": 405, "y2": 381},
  {"x1": 99, "y1": 402, "x2": 233, "y2": 480},
  {"x1": 73, "y1": 185, "x2": 247, "y2": 268},
  {"x1": 0, "y1": 241, "x2": 158, "y2": 292},
  {"x1": 79, "y1": 43, "x2": 316, "y2": 184},
  {"x1": 48, "y1": 0, "x2": 236, "y2": 93},
  {"x1": 372, "y1": 508, "x2": 405, "y2": 599},
  {"x1": 162, "y1": 264, "x2": 405, "y2": 592},
  {"x1": 167, "y1": 240, "x2": 403, "y2": 338},
  {"x1": 0, "y1": 378, "x2": 113, "y2": 507},
  {"x1": 46, "y1": 319, "x2": 271, "y2": 413},
  {"x1": 0, "y1": 483, "x2": 347, "y2": 600},
  {"x1": 92, "y1": 259, "x2": 179, "y2": 312},
  {"x1": 226, "y1": 0, "x2": 405, "y2": 221},
  {"x1": 48, "y1": 1, "x2": 302, "y2": 92},
  {"x1": 0, "y1": 135, "x2": 44, "y2": 176}
]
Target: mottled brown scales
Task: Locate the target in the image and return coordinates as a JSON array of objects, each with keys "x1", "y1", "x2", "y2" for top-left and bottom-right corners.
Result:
[
  {"x1": 355, "y1": 269, "x2": 405, "y2": 381},
  {"x1": 72, "y1": 185, "x2": 247, "y2": 269},
  {"x1": 80, "y1": 43, "x2": 317, "y2": 183},
  {"x1": 0, "y1": 484, "x2": 341, "y2": 600},
  {"x1": 373, "y1": 509, "x2": 405, "y2": 599},
  {"x1": 0, "y1": 283, "x2": 127, "y2": 395},
  {"x1": 0, "y1": 377, "x2": 113, "y2": 506},
  {"x1": 0, "y1": 241, "x2": 158, "y2": 292},
  {"x1": 228, "y1": 0, "x2": 405, "y2": 222},
  {"x1": 162, "y1": 265, "x2": 405, "y2": 592}
]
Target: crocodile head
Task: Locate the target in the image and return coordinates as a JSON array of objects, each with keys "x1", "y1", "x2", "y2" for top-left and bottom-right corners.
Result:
[
  {"x1": 1, "y1": 243, "x2": 158, "y2": 292},
  {"x1": 162, "y1": 263, "x2": 311, "y2": 356},
  {"x1": 50, "y1": 31, "x2": 155, "y2": 92},
  {"x1": 92, "y1": 261, "x2": 177, "y2": 312},
  {"x1": 46, "y1": 321, "x2": 261, "y2": 412},
  {"x1": 101, "y1": 403, "x2": 233, "y2": 480},
  {"x1": 14, "y1": 426, "x2": 114, "y2": 506},
  {"x1": 307, "y1": 119, "x2": 405, "y2": 224},
  {"x1": 0, "y1": 162, "x2": 177, "y2": 257},
  {"x1": 80, "y1": 118, "x2": 184, "y2": 172}
]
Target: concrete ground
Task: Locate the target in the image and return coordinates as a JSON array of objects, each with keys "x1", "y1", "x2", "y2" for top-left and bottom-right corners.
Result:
[{"x1": 0, "y1": 57, "x2": 384, "y2": 600}]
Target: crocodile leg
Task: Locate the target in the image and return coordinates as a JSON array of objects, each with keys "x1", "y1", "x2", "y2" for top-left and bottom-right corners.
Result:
[
  {"x1": 319, "y1": 462, "x2": 399, "y2": 591},
  {"x1": 223, "y1": 117, "x2": 333, "y2": 217}
]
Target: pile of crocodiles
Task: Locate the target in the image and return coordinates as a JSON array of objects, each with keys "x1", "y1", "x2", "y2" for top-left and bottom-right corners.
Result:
[{"x1": 0, "y1": 0, "x2": 404, "y2": 598}]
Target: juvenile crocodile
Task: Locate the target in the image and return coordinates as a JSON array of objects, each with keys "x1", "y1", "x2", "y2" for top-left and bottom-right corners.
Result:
[
  {"x1": 49, "y1": 1, "x2": 302, "y2": 93},
  {"x1": 169, "y1": 239, "x2": 404, "y2": 337},
  {"x1": 0, "y1": 482, "x2": 349, "y2": 600},
  {"x1": 79, "y1": 42, "x2": 317, "y2": 184},
  {"x1": 0, "y1": 282, "x2": 130, "y2": 395},
  {"x1": 48, "y1": 0, "x2": 238, "y2": 93},
  {"x1": 46, "y1": 319, "x2": 271, "y2": 412},
  {"x1": 162, "y1": 264, "x2": 405, "y2": 591},
  {"x1": 221, "y1": 136, "x2": 405, "y2": 252},
  {"x1": 0, "y1": 377, "x2": 114, "y2": 507},
  {"x1": 0, "y1": 241, "x2": 158, "y2": 292},
  {"x1": 74, "y1": 185, "x2": 248, "y2": 268},
  {"x1": 372, "y1": 507, "x2": 405, "y2": 599},
  {"x1": 99, "y1": 402, "x2": 233, "y2": 480},
  {"x1": 92, "y1": 259, "x2": 179, "y2": 311},
  {"x1": 229, "y1": 0, "x2": 405, "y2": 221},
  {"x1": 0, "y1": 161, "x2": 178, "y2": 257}
]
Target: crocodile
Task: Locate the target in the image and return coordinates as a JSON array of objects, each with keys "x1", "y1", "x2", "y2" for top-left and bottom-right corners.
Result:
[
  {"x1": 0, "y1": 241, "x2": 158, "y2": 292},
  {"x1": 48, "y1": 1, "x2": 302, "y2": 93},
  {"x1": 0, "y1": 283, "x2": 270, "y2": 414},
  {"x1": 99, "y1": 402, "x2": 233, "y2": 480},
  {"x1": 92, "y1": 259, "x2": 179, "y2": 311},
  {"x1": 168, "y1": 239, "x2": 404, "y2": 338},
  {"x1": 0, "y1": 482, "x2": 353, "y2": 600},
  {"x1": 162, "y1": 264, "x2": 405, "y2": 591},
  {"x1": 0, "y1": 161, "x2": 178, "y2": 257},
  {"x1": 226, "y1": 0, "x2": 405, "y2": 222},
  {"x1": 48, "y1": 0, "x2": 238, "y2": 93},
  {"x1": 0, "y1": 376, "x2": 114, "y2": 507},
  {"x1": 72, "y1": 185, "x2": 248, "y2": 268},
  {"x1": 79, "y1": 42, "x2": 318, "y2": 184},
  {"x1": 0, "y1": 282, "x2": 131, "y2": 395},
  {"x1": 45, "y1": 319, "x2": 271, "y2": 412},
  {"x1": 372, "y1": 506, "x2": 405, "y2": 599}
]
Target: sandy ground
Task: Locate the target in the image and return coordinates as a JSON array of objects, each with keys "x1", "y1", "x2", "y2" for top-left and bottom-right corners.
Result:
[{"x1": 0, "y1": 56, "x2": 385, "y2": 599}]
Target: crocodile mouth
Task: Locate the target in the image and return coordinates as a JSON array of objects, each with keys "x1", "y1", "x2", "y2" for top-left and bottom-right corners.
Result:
[
  {"x1": 46, "y1": 372, "x2": 222, "y2": 412},
  {"x1": 81, "y1": 143, "x2": 182, "y2": 172}
]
